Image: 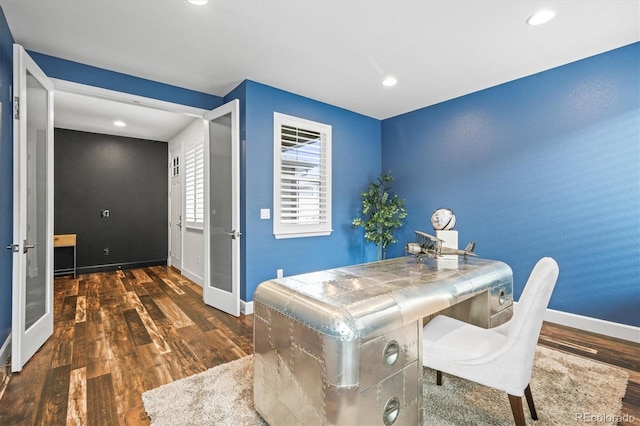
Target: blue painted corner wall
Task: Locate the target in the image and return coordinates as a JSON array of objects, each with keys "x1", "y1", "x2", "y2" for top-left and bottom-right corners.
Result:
[
  {"x1": 27, "y1": 51, "x2": 222, "y2": 111},
  {"x1": 0, "y1": 6, "x2": 15, "y2": 349},
  {"x1": 381, "y1": 43, "x2": 640, "y2": 327},
  {"x1": 233, "y1": 80, "x2": 381, "y2": 302}
]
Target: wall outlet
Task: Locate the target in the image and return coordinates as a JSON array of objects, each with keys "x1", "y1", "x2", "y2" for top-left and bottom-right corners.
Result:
[
  {"x1": 101, "y1": 209, "x2": 110, "y2": 218},
  {"x1": 103, "y1": 248, "x2": 110, "y2": 255},
  {"x1": 277, "y1": 269, "x2": 283, "y2": 278}
]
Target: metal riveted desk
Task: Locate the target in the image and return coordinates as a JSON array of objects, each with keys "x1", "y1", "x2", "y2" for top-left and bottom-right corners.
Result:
[{"x1": 253, "y1": 256, "x2": 513, "y2": 426}]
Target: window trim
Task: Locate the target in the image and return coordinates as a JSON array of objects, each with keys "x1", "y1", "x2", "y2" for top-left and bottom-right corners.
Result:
[{"x1": 273, "y1": 113, "x2": 332, "y2": 239}]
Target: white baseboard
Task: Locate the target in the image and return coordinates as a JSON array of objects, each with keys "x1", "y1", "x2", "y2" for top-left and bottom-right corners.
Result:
[
  {"x1": 542, "y1": 307, "x2": 639, "y2": 343},
  {"x1": 0, "y1": 334, "x2": 11, "y2": 368},
  {"x1": 241, "y1": 300, "x2": 254, "y2": 315},
  {"x1": 181, "y1": 268, "x2": 203, "y2": 287}
]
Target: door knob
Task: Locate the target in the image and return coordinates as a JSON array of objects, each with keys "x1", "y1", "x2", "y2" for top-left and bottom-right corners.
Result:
[
  {"x1": 23, "y1": 240, "x2": 37, "y2": 253},
  {"x1": 224, "y1": 230, "x2": 241, "y2": 239}
]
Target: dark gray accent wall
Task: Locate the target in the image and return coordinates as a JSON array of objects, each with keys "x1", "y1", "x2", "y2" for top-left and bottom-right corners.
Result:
[{"x1": 54, "y1": 128, "x2": 168, "y2": 273}]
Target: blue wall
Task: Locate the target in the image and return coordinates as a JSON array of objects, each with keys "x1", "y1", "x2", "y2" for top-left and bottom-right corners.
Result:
[
  {"x1": 382, "y1": 43, "x2": 639, "y2": 327},
  {"x1": 0, "y1": 7, "x2": 14, "y2": 350},
  {"x1": 28, "y1": 52, "x2": 222, "y2": 111},
  {"x1": 239, "y1": 80, "x2": 381, "y2": 302}
]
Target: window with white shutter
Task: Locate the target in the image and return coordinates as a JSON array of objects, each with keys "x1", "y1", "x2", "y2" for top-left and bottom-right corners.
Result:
[
  {"x1": 185, "y1": 142, "x2": 204, "y2": 229},
  {"x1": 274, "y1": 113, "x2": 332, "y2": 239}
]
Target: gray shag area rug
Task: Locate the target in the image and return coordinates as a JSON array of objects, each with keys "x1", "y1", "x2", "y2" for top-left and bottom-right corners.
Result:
[{"x1": 142, "y1": 346, "x2": 628, "y2": 425}]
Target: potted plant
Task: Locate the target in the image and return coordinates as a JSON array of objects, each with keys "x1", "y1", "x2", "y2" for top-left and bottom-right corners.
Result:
[{"x1": 353, "y1": 172, "x2": 407, "y2": 261}]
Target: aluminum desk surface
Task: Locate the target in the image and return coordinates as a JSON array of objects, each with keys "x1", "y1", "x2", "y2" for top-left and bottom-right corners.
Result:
[
  {"x1": 253, "y1": 256, "x2": 513, "y2": 425},
  {"x1": 255, "y1": 256, "x2": 513, "y2": 342}
]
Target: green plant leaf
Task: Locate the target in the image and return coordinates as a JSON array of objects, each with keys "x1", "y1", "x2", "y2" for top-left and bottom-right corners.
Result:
[{"x1": 352, "y1": 172, "x2": 408, "y2": 260}]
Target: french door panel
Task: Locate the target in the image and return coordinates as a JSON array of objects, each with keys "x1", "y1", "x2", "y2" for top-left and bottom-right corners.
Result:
[
  {"x1": 203, "y1": 100, "x2": 240, "y2": 317},
  {"x1": 11, "y1": 44, "x2": 55, "y2": 372}
]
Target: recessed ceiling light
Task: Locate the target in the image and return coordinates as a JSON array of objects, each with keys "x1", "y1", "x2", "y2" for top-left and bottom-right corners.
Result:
[
  {"x1": 526, "y1": 10, "x2": 556, "y2": 26},
  {"x1": 113, "y1": 120, "x2": 126, "y2": 127},
  {"x1": 382, "y1": 76, "x2": 397, "y2": 87},
  {"x1": 188, "y1": 0, "x2": 208, "y2": 5}
]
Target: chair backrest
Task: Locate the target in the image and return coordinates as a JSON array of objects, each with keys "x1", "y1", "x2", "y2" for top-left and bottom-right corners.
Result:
[{"x1": 504, "y1": 257, "x2": 559, "y2": 390}]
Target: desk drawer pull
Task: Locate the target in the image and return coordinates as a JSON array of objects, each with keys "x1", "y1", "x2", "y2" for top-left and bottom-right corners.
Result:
[
  {"x1": 382, "y1": 340, "x2": 400, "y2": 367},
  {"x1": 383, "y1": 396, "x2": 400, "y2": 425}
]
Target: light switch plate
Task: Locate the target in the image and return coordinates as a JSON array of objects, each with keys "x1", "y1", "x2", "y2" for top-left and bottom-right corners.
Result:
[{"x1": 260, "y1": 208, "x2": 271, "y2": 219}]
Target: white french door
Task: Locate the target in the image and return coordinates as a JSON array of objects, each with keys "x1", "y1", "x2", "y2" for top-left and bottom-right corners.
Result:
[
  {"x1": 203, "y1": 99, "x2": 240, "y2": 316},
  {"x1": 11, "y1": 44, "x2": 54, "y2": 372}
]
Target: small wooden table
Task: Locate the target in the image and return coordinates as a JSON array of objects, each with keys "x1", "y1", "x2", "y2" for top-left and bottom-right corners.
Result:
[{"x1": 54, "y1": 234, "x2": 76, "y2": 278}]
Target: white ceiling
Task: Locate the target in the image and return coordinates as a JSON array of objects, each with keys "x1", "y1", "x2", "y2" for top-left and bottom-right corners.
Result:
[{"x1": 1, "y1": 0, "x2": 639, "y2": 141}]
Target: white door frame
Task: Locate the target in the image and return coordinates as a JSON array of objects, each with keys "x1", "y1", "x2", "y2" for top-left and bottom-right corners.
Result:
[{"x1": 11, "y1": 44, "x2": 55, "y2": 372}]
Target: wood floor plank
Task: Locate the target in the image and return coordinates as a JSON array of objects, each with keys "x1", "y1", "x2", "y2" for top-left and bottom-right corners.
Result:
[
  {"x1": 65, "y1": 279, "x2": 79, "y2": 297},
  {"x1": 131, "y1": 269, "x2": 152, "y2": 283},
  {"x1": 50, "y1": 319, "x2": 76, "y2": 369},
  {"x1": 86, "y1": 373, "x2": 119, "y2": 426},
  {"x1": 72, "y1": 321, "x2": 88, "y2": 370},
  {"x1": 163, "y1": 288, "x2": 216, "y2": 332},
  {"x1": 61, "y1": 295, "x2": 78, "y2": 322},
  {"x1": 137, "y1": 294, "x2": 166, "y2": 321},
  {"x1": 66, "y1": 367, "x2": 87, "y2": 426},
  {"x1": 85, "y1": 286, "x2": 102, "y2": 325},
  {"x1": 153, "y1": 296, "x2": 195, "y2": 329},
  {"x1": 178, "y1": 325, "x2": 227, "y2": 369},
  {"x1": 123, "y1": 309, "x2": 153, "y2": 346},
  {"x1": 34, "y1": 364, "x2": 71, "y2": 425},
  {"x1": 161, "y1": 277, "x2": 185, "y2": 295},
  {"x1": 154, "y1": 317, "x2": 207, "y2": 379},
  {"x1": 139, "y1": 280, "x2": 166, "y2": 298},
  {"x1": 135, "y1": 343, "x2": 174, "y2": 390},
  {"x1": 135, "y1": 305, "x2": 171, "y2": 355},
  {"x1": 107, "y1": 350, "x2": 146, "y2": 418},
  {"x1": 85, "y1": 323, "x2": 111, "y2": 380},
  {"x1": 75, "y1": 295, "x2": 87, "y2": 323},
  {"x1": 120, "y1": 276, "x2": 135, "y2": 292},
  {"x1": 121, "y1": 290, "x2": 171, "y2": 354}
]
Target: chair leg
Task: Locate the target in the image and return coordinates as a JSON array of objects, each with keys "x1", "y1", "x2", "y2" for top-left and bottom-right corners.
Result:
[
  {"x1": 436, "y1": 370, "x2": 442, "y2": 385},
  {"x1": 524, "y1": 384, "x2": 538, "y2": 420},
  {"x1": 508, "y1": 394, "x2": 526, "y2": 426}
]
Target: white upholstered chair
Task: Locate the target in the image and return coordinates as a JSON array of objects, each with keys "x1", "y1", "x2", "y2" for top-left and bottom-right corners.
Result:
[{"x1": 422, "y1": 257, "x2": 559, "y2": 426}]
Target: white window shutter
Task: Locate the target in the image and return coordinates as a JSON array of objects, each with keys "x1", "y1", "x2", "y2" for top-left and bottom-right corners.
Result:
[
  {"x1": 274, "y1": 113, "x2": 332, "y2": 239},
  {"x1": 185, "y1": 142, "x2": 204, "y2": 229}
]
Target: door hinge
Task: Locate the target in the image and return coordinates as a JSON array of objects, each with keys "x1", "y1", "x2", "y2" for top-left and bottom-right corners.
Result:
[
  {"x1": 13, "y1": 96, "x2": 19, "y2": 120},
  {"x1": 6, "y1": 243, "x2": 19, "y2": 253}
]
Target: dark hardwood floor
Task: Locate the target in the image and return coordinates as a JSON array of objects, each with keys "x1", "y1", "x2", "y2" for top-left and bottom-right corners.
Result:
[
  {"x1": 0, "y1": 266, "x2": 253, "y2": 425},
  {"x1": 0, "y1": 266, "x2": 637, "y2": 425}
]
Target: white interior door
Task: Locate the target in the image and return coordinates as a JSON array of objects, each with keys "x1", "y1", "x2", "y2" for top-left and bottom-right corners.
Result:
[
  {"x1": 203, "y1": 99, "x2": 240, "y2": 316},
  {"x1": 11, "y1": 44, "x2": 54, "y2": 372},
  {"x1": 170, "y1": 151, "x2": 182, "y2": 269}
]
